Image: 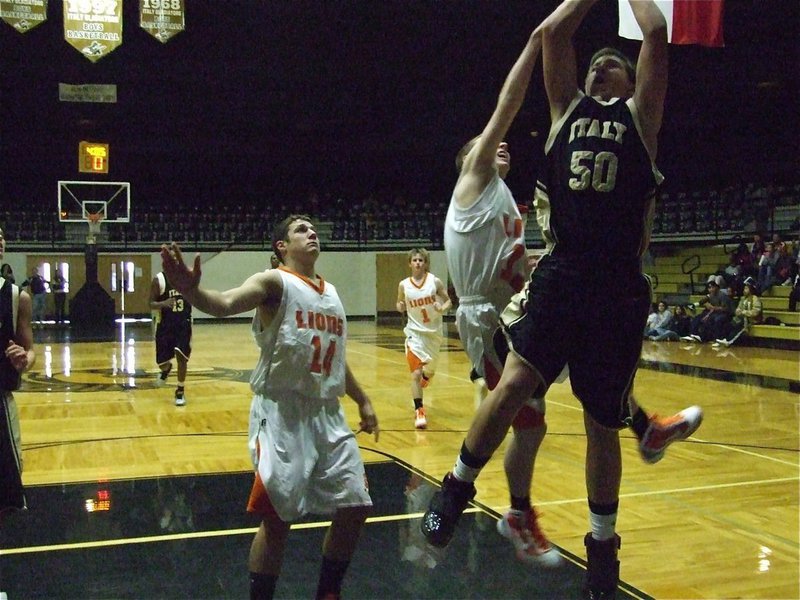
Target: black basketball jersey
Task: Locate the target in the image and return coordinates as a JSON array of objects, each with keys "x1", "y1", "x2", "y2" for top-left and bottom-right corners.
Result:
[
  {"x1": 535, "y1": 93, "x2": 661, "y2": 260},
  {"x1": 0, "y1": 280, "x2": 21, "y2": 392},
  {"x1": 155, "y1": 272, "x2": 191, "y2": 328}
]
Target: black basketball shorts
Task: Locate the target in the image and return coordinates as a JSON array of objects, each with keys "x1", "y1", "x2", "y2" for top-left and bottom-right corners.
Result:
[
  {"x1": 156, "y1": 320, "x2": 192, "y2": 365},
  {"x1": 502, "y1": 255, "x2": 651, "y2": 429}
]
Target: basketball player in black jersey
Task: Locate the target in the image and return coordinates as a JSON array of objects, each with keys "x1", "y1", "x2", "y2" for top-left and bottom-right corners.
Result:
[
  {"x1": 0, "y1": 225, "x2": 35, "y2": 599},
  {"x1": 423, "y1": 2, "x2": 702, "y2": 598},
  {"x1": 150, "y1": 269, "x2": 192, "y2": 406}
]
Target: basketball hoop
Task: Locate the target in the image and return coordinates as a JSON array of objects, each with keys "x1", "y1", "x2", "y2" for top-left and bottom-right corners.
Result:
[{"x1": 86, "y1": 213, "x2": 103, "y2": 244}]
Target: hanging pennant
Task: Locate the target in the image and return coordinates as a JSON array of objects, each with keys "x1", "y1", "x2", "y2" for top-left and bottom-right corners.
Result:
[
  {"x1": 140, "y1": 0, "x2": 184, "y2": 43},
  {"x1": 1, "y1": 0, "x2": 48, "y2": 33},
  {"x1": 63, "y1": 0, "x2": 123, "y2": 62}
]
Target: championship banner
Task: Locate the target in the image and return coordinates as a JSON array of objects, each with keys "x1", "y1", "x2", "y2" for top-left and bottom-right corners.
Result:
[
  {"x1": 618, "y1": 0, "x2": 725, "y2": 48},
  {"x1": 59, "y1": 83, "x2": 118, "y2": 103},
  {"x1": 0, "y1": 0, "x2": 48, "y2": 33},
  {"x1": 140, "y1": 0, "x2": 184, "y2": 43},
  {"x1": 63, "y1": 0, "x2": 123, "y2": 62}
]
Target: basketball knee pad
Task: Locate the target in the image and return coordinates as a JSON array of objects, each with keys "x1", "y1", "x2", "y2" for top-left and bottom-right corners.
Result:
[{"x1": 512, "y1": 404, "x2": 545, "y2": 429}]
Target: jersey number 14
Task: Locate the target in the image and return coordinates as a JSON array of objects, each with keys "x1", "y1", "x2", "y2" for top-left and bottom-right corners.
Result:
[{"x1": 310, "y1": 336, "x2": 337, "y2": 376}]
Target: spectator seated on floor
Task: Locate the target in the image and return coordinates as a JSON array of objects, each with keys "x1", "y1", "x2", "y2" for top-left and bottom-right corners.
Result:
[
  {"x1": 644, "y1": 301, "x2": 673, "y2": 338},
  {"x1": 713, "y1": 277, "x2": 763, "y2": 347},
  {"x1": 648, "y1": 304, "x2": 691, "y2": 341},
  {"x1": 724, "y1": 282, "x2": 740, "y2": 305},
  {"x1": 681, "y1": 278, "x2": 735, "y2": 343}
]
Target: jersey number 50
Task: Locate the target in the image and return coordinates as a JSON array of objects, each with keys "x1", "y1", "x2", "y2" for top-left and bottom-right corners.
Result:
[{"x1": 569, "y1": 150, "x2": 618, "y2": 192}]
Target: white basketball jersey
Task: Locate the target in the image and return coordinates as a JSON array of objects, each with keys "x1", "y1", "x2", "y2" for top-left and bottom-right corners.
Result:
[
  {"x1": 444, "y1": 173, "x2": 527, "y2": 311},
  {"x1": 401, "y1": 274, "x2": 442, "y2": 335},
  {"x1": 250, "y1": 268, "x2": 347, "y2": 401}
]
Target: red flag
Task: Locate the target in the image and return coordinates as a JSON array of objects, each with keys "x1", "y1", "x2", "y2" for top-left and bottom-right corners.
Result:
[
  {"x1": 619, "y1": 0, "x2": 725, "y2": 48},
  {"x1": 671, "y1": 0, "x2": 724, "y2": 47}
]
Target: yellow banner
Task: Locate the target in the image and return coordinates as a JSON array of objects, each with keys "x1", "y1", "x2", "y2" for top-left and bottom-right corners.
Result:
[
  {"x1": 63, "y1": 0, "x2": 123, "y2": 63},
  {"x1": 1, "y1": 0, "x2": 48, "y2": 33},
  {"x1": 139, "y1": 0, "x2": 183, "y2": 43}
]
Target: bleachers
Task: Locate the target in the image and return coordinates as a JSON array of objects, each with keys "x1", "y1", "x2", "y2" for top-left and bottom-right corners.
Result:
[
  {"x1": 3, "y1": 175, "x2": 798, "y2": 252},
  {"x1": 4, "y1": 188, "x2": 799, "y2": 347},
  {"x1": 648, "y1": 244, "x2": 798, "y2": 347},
  {"x1": 646, "y1": 244, "x2": 730, "y2": 301},
  {"x1": 653, "y1": 182, "x2": 799, "y2": 240}
]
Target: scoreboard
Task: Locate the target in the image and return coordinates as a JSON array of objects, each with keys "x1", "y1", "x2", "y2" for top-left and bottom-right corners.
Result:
[{"x1": 79, "y1": 141, "x2": 109, "y2": 174}]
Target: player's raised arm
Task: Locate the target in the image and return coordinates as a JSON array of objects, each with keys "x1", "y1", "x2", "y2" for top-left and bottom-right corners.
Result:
[
  {"x1": 454, "y1": 24, "x2": 544, "y2": 205},
  {"x1": 161, "y1": 242, "x2": 282, "y2": 317},
  {"x1": 541, "y1": 0, "x2": 601, "y2": 123},
  {"x1": 473, "y1": 25, "x2": 544, "y2": 170},
  {"x1": 629, "y1": 0, "x2": 668, "y2": 153}
]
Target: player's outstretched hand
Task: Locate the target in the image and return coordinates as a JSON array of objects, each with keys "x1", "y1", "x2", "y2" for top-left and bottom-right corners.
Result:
[{"x1": 160, "y1": 242, "x2": 202, "y2": 294}]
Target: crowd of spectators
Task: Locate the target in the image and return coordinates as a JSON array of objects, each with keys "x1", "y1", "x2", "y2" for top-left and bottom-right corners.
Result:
[
  {"x1": 725, "y1": 233, "x2": 799, "y2": 293},
  {"x1": 643, "y1": 276, "x2": 764, "y2": 348},
  {"x1": 643, "y1": 229, "x2": 799, "y2": 347},
  {"x1": 645, "y1": 304, "x2": 690, "y2": 341}
]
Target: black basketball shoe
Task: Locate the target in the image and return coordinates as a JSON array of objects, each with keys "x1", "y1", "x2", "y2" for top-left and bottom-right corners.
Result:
[
  {"x1": 583, "y1": 533, "x2": 621, "y2": 600},
  {"x1": 420, "y1": 473, "x2": 476, "y2": 548}
]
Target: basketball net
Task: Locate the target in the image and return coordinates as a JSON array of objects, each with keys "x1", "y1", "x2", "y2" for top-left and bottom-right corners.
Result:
[{"x1": 87, "y1": 213, "x2": 103, "y2": 244}]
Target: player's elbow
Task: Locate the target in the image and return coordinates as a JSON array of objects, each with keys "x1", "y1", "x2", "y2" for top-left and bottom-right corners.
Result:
[
  {"x1": 541, "y1": 22, "x2": 561, "y2": 45},
  {"x1": 642, "y1": 21, "x2": 667, "y2": 43}
]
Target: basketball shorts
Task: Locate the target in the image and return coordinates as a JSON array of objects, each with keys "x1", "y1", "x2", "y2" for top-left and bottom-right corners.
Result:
[
  {"x1": 404, "y1": 328, "x2": 442, "y2": 378},
  {"x1": 156, "y1": 320, "x2": 192, "y2": 365},
  {"x1": 457, "y1": 296, "x2": 547, "y2": 426},
  {"x1": 1, "y1": 392, "x2": 26, "y2": 515},
  {"x1": 456, "y1": 299, "x2": 504, "y2": 389},
  {"x1": 501, "y1": 255, "x2": 650, "y2": 429},
  {"x1": 247, "y1": 393, "x2": 372, "y2": 522}
]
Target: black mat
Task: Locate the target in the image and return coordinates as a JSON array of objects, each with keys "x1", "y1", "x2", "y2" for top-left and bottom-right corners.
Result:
[{"x1": 0, "y1": 462, "x2": 651, "y2": 599}]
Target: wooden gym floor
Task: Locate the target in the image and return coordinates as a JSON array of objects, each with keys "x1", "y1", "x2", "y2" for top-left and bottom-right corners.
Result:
[{"x1": 1, "y1": 319, "x2": 798, "y2": 599}]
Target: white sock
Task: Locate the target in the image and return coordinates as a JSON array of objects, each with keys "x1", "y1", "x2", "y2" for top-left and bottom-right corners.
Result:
[
  {"x1": 589, "y1": 511, "x2": 617, "y2": 541},
  {"x1": 452, "y1": 457, "x2": 482, "y2": 483}
]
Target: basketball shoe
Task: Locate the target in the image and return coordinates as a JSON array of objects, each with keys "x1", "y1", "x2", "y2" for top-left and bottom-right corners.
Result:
[
  {"x1": 496, "y1": 508, "x2": 562, "y2": 568},
  {"x1": 414, "y1": 407, "x2": 427, "y2": 429},
  {"x1": 584, "y1": 533, "x2": 620, "y2": 600},
  {"x1": 639, "y1": 405, "x2": 703, "y2": 464},
  {"x1": 420, "y1": 473, "x2": 476, "y2": 548},
  {"x1": 174, "y1": 387, "x2": 186, "y2": 407},
  {"x1": 155, "y1": 364, "x2": 172, "y2": 387},
  {"x1": 420, "y1": 372, "x2": 432, "y2": 388}
]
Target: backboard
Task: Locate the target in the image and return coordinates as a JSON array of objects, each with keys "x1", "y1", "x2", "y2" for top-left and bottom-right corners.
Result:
[{"x1": 58, "y1": 180, "x2": 131, "y2": 223}]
